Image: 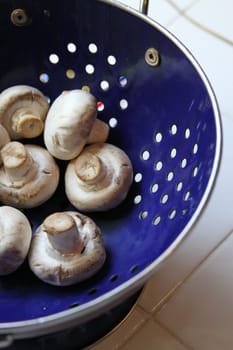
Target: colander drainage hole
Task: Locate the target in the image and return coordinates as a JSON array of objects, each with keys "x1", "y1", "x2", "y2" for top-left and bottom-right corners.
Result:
[
  {"x1": 107, "y1": 55, "x2": 117, "y2": 65},
  {"x1": 85, "y1": 64, "x2": 95, "y2": 74},
  {"x1": 66, "y1": 69, "x2": 76, "y2": 79},
  {"x1": 185, "y1": 128, "x2": 191, "y2": 139},
  {"x1": 141, "y1": 150, "x2": 150, "y2": 161},
  {"x1": 170, "y1": 124, "x2": 178, "y2": 135},
  {"x1": 119, "y1": 75, "x2": 128, "y2": 87},
  {"x1": 97, "y1": 101, "x2": 105, "y2": 112},
  {"x1": 109, "y1": 117, "x2": 118, "y2": 128},
  {"x1": 153, "y1": 216, "x2": 161, "y2": 226},
  {"x1": 88, "y1": 43, "x2": 98, "y2": 54},
  {"x1": 39, "y1": 73, "x2": 49, "y2": 84},
  {"x1": 69, "y1": 302, "x2": 81, "y2": 309},
  {"x1": 109, "y1": 274, "x2": 119, "y2": 283},
  {"x1": 100, "y1": 80, "x2": 110, "y2": 91},
  {"x1": 134, "y1": 173, "x2": 143, "y2": 183},
  {"x1": 155, "y1": 161, "x2": 163, "y2": 171},
  {"x1": 176, "y1": 181, "x2": 183, "y2": 192},
  {"x1": 167, "y1": 171, "x2": 174, "y2": 181},
  {"x1": 193, "y1": 143, "x2": 198, "y2": 154},
  {"x1": 151, "y1": 183, "x2": 159, "y2": 193},
  {"x1": 87, "y1": 288, "x2": 97, "y2": 296},
  {"x1": 154, "y1": 132, "x2": 163, "y2": 143},
  {"x1": 119, "y1": 99, "x2": 128, "y2": 110},
  {"x1": 134, "y1": 195, "x2": 142, "y2": 204},
  {"x1": 67, "y1": 42, "x2": 77, "y2": 53},
  {"x1": 49, "y1": 53, "x2": 59, "y2": 64},
  {"x1": 139, "y1": 210, "x2": 148, "y2": 220},
  {"x1": 193, "y1": 166, "x2": 199, "y2": 177},
  {"x1": 130, "y1": 265, "x2": 139, "y2": 274}
]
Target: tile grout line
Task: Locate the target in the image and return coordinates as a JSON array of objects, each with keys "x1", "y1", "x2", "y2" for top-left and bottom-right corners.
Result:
[
  {"x1": 155, "y1": 318, "x2": 195, "y2": 350},
  {"x1": 164, "y1": 0, "x2": 233, "y2": 47},
  {"x1": 138, "y1": 228, "x2": 233, "y2": 317}
]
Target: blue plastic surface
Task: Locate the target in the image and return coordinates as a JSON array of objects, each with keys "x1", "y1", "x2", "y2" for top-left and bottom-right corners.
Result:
[{"x1": 0, "y1": 0, "x2": 220, "y2": 325}]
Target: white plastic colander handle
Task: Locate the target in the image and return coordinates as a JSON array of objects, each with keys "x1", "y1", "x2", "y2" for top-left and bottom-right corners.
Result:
[{"x1": 139, "y1": 0, "x2": 149, "y2": 14}]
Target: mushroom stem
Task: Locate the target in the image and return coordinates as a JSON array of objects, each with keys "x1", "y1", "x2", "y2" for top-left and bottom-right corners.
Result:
[
  {"x1": 11, "y1": 112, "x2": 44, "y2": 138},
  {"x1": 87, "y1": 119, "x2": 109, "y2": 144},
  {"x1": 1, "y1": 141, "x2": 36, "y2": 183},
  {"x1": 74, "y1": 152, "x2": 109, "y2": 187},
  {"x1": 43, "y1": 213, "x2": 84, "y2": 255},
  {"x1": 0, "y1": 125, "x2": 10, "y2": 165}
]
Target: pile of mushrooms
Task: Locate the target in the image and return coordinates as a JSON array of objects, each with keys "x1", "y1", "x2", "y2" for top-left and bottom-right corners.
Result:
[{"x1": 0, "y1": 85, "x2": 133, "y2": 286}]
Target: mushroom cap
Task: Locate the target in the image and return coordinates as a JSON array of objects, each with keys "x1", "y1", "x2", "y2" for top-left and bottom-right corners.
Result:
[
  {"x1": 0, "y1": 143, "x2": 60, "y2": 208},
  {"x1": 0, "y1": 85, "x2": 49, "y2": 139},
  {"x1": 28, "y1": 211, "x2": 106, "y2": 286},
  {"x1": 0, "y1": 206, "x2": 32, "y2": 275},
  {"x1": 65, "y1": 143, "x2": 133, "y2": 212},
  {"x1": 44, "y1": 89, "x2": 97, "y2": 160}
]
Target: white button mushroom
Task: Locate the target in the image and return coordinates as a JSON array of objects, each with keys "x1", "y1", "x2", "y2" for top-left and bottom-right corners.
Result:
[
  {"x1": 0, "y1": 85, "x2": 49, "y2": 139},
  {"x1": 0, "y1": 206, "x2": 32, "y2": 275},
  {"x1": 0, "y1": 125, "x2": 10, "y2": 164},
  {"x1": 0, "y1": 141, "x2": 59, "y2": 208},
  {"x1": 28, "y1": 211, "x2": 106, "y2": 286},
  {"x1": 65, "y1": 143, "x2": 133, "y2": 212},
  {"x1": 43, "y1": 89, "x2": 109, "y2": 160}
]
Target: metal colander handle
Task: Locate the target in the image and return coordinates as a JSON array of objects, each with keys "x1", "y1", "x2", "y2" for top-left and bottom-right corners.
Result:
[{"x1": 139, "y1": 0, "x2": 149, "y2": 14}]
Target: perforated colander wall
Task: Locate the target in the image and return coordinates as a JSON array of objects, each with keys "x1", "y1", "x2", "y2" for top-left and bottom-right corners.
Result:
[{"x1": 0, "y1": 0, "x2": 220, "y2": 324}]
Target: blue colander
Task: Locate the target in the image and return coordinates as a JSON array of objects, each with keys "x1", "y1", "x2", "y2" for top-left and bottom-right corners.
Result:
[{"x1": 0, "y1": 0, "x2": 222, "y2": 347}]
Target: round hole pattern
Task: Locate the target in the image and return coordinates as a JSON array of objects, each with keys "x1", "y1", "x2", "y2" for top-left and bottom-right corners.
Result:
[
  {"x1": 184, "y1": 191, "x2": 190, "y2": 201},
  {"x1": 67, "y1": 43, "x2": 77, "y2": 53},
  {"x1": 66, "y1": 69, "x2": 76, "y2": 79},
  {"x1": 85, "y1": 64, "x2": 95, "y2": 74},
  {"x1": 120, "y1": 99, "x2": 128, "y2": 110},
  {"x1": 170, "y1": 148, "x2": 177, "y2": 159},
  {"x1": 181, "y1": 158, "x2": 187, "y2": 169},
  {"x1": 167, "y1": 171, "x2": 174, "y2": 181},
  {"x1": 109, "y1": 275, "x2": 119, "y2": 283},
  {"x1": 155, "y1": 161, "x2": 163, "y2": 171},
  {"x1": 176, "y1": 181, "x2": 183, "y2": 191},
  {"x1": 153, "y1": 216, "x2": 161, "y2": 226},
  {"x1": 185, "y1": 128, "x2": 191, "y2": 139},
  {"x1": 134, "y1": 173, "x2": 143, "y2": 183},
  {"x1": 109, "y1": 117, "x2": 118, "y2": 128},
  {"x1": 193, "y1": 166, "x2": 199, "y2": 177},
  {"x1": 161, "y1": 194, "x2": 169, "y2": 204},
  {"x1": 97, "y1": 101, "x2": 104, "y2": 112},
  {"x1": 170, "y1": 124, "x2": 177, "y2": 135},
  {"x1": 88, "y1": 43, "x2": 98, "y2": 53},
  {"x1": 100, "y1": 80, "x2": 109, "y2": 91},
  {"x1": 169, "y1": 209, "x2": 177, "y2": 220},
  {"x1": 193, "y1": 143, "x2": 198, "y2": 154},
  {"x1": 140, "y1": 210, "x2": 148, "y2": 220},
  {"x1": 130, "y1": 265, "x2": 139, "y2": 274},
  {"x1": 151, "y1": 183, "x2": 159, "y2": 193},
  {"x1": 119, "y1": 75, "x2": 128, "y2": 87},
  {"x1": 134, "y1": 195, "x2": 142, "y2": 204},
  {"x1": 154, "y1": 132, "x2": 163, "y2": 143},
  {"x1": 107, "y1": 55, "x2": 117, "y2": 65},
  {"x1": 39, "y1": 73, "x2": 49, "y2": 83},
  {"x1": 49, "y1": 53, "x2": 59, "y2": 64},
  {"x1": 141, "y1": 150, "x2": 150, "y2": 161}
]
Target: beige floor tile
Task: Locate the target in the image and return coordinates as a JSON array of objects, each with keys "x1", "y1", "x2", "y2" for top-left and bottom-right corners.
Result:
[
  {"x1": 187, "y1": 0, "x2": 233, "y2": 43},
  {"x1": 121, "y1": 318, "x2": 188, "y2": 350},
  {"x1": 168, "y1": 15, "x2": 233, "y2": 116},
  {"x1": 89, "y1": 306, "x2": 148, "y2": 350},
  {"x1": 155, "y1": 231, "x2": 233, "y2": 350}
]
